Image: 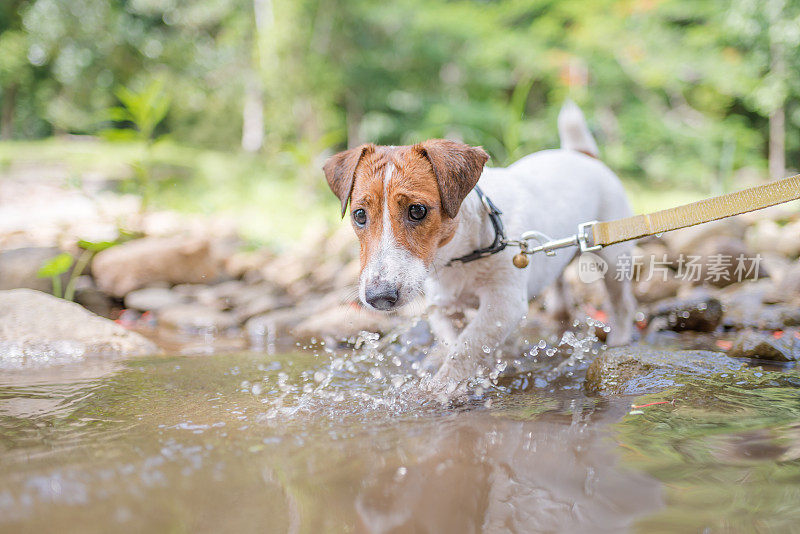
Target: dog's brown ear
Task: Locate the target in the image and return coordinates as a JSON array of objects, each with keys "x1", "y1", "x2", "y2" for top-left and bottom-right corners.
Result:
[
  {"x1": 416, "y1": 139, "x2": 489, "y2": 218},
  {"x1": 323, "y1": 144, "x2": 374, "y2": 218}
]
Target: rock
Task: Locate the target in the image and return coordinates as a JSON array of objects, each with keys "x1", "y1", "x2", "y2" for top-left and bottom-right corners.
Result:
[
  {"x1": 773, "y1": 262, "x2": 800, "y2": 302},
  {"x1": 777, "y1": 221, "x2": 800, "y2": 258},
  {"x1": 292, "y1": 304, "x2": 403, "y2": 344},
  {"x1": 662, "y1": 218, "x2": 748, "y2": 259},
  {"x1": 0, "y1": 247, "x2": 65, "y2": 292},
  {"x1": 584, "y1": 346, "x2": 743, "y2": 395},
  {"x1": 72, "y1": 276, "x2": 116, "y2": 318},
  {"x1": 233, "y1": 292, "x2": 289, "y2": 323},
  {"x1": 634, "y1": 272, "x2": 683, "y2": 304},
  {"x1": 124, "y1": 287, "x2": 187, "y2": 312},
  {"x1": 691, "y1": 237, "x2": 763, "y2": 288},
  {"x1": 223, "y1": 249, "x2": 273, "y2": 279},
  {"x1": 722, "y1": 302, "x2": 800, "y2": 331},
  {"x1": 194, "y1": 279, "x2": 248, "y2": 309},
  {"x1": 92, "y1": 237, "x2": 222, "y2": 297},
  {"x1": 156, "y1": 303, "x2": 239, "y2": 333},
  {"x1": 0, "y1": 289, "x2": 157, "y2": 366},
  {"x1": 728, "y1": 331, "x2": 799, "y2": 362},
  {"x1": 245, "y1": 306, "x2": 313, "y2": 349},
  {"x1": 648, "y1": 294, "x2": 723, "y2": 332},
  {"x1": 746, "y1": 219, "x2": 800, "y2": 258}
]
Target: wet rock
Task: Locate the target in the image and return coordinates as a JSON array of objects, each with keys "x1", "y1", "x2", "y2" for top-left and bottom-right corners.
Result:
[
  {"x1": 92, "y1": 237, "x2": 222, "y2": 297},
  {"x1": 0, "y1": 246, "x2": 65, "y2": 292},
  {"x1": 728, "y1": 331, "x2": 799, "y2": 362},
  {"x1": 0, "y1": 289, "x2": 157, "y2": 365},
  {"x1": 124, "y1": 287, "x2": 187, "y2": 312},
  {"x1": 156, "y1": 303, "x2": 239, "y2": 333},
  {"x1": 648, "y1": 294, "x2": 723, "y2": 332},
  {"x1": 584, "y1": 346, "x2": 743, "y2": 395}
]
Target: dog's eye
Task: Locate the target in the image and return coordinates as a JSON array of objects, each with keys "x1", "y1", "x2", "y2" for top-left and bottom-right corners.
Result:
[
  {"x1": 352, "y1": 209, "x2": 367, "y2": 226},
  {"x1": 408, "y1": 204, "x2": 427, "y2": 221}
]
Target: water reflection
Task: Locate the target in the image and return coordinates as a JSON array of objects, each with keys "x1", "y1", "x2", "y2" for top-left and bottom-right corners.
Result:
[{"x1": 0, "y1": 336, "x2": 798, "y2": 532}]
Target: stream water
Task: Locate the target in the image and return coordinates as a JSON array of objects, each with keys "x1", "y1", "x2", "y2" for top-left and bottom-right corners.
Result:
[{"x1": 1, "y1": 322, "x2": 799, "y2": 532}]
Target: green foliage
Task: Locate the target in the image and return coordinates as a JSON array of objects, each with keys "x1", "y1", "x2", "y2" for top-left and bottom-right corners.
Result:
[
  {"x1": 37, "y1": 252, "x2": 73, "y2": 298},
  {"x1": 2, "y1": 0, "x2": 799, "y2": 190},
  {"x1": 103, "y1": 79, "x2": 172, "y2": 209},
  {"x1": 36, "y1": 240, "x2": 117, "y2": 301},
  {"x1": 106, "y1": 79, "x2": 171, "y2": 143}
]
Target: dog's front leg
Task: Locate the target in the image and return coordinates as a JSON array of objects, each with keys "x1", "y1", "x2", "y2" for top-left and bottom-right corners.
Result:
[
  {"x1": 421, "y1": 306, "x2": 460, "y2": 371},
  {"x1": 433, "y1": 284, "x2": 528, "y2": 386}
]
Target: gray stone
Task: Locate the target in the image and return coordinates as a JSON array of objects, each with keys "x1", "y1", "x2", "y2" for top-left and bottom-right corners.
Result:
[
  {"x1": 584, "y1": 346, "x2": 743, "y2": 395},
  {"x1": 124, "y1": 287, "x2": 187, "y2": 311},
  {"x1": 245, "y1": 306, "x2": 312, "y2": 349},
  {"x1": 775, "y1": 262, "x2": 800, "y2": 301},
  {"x1": 648, "y1": 294, "x2": 723, "y2": 332},
  {"x1": 692, "y1": 237, "x2": 764, "y2": 288},
  {"x1": 662, "y1": 218, "x2": 748, "y2": 259},
  {"x1": 728, "y1": 331, "x2": 799, "y2": 362},
  {"x1": 156, "y1": 303, "x2": 239, "y2": 333},
  {"x1": 293, "y1": 304, "x2": 403, "y2": 343},
  {"x1": 0, "y1": 289, "x2": 157, "y2": 366},
  {"x1": 723, "y1": 302, "x2": 800, "y2": 330},
  {"x1": 0, "y1": 247, "x2": 65, "y2": 292}
]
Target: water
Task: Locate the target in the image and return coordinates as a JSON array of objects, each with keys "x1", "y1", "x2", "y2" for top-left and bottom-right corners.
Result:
[{"x1": 1, "y1": 324, "x2": 799, "y2": 532}]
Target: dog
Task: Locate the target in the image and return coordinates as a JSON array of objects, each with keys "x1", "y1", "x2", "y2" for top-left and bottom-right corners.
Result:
[{"x1": 323, "y1": 101, "x2": 635, "y2": 387}]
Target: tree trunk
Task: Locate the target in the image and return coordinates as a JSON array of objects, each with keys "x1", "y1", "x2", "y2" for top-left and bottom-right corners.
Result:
[
  {"x1": 1, "y1": 84, "x2": 16, "y2": 140},
  {"x1": 241, "y1": 0, "x2": 273, "y2": 152},
  {"x1": 241, "y1": 77, "x2": 264, "y2": 152},
  {"x1": 345, "y1": 95, "x2": 363, "y2": 148},
  {"x1": 769, "y1": 104, "x2": 785, "y2": 179},
  {"x1": 767, "y1": 0, "x2": 787, "y2": 179}
]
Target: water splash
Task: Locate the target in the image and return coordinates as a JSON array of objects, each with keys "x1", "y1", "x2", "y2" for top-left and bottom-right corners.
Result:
[{"x1": 251, "y1": 316, "x2": 605, "y2": 423}]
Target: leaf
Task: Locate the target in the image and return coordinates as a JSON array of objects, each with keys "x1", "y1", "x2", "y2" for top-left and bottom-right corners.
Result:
[
  {"x1": 106, "y1": 106, "x2": 133, "y2": 122},
  {"x1": 37, "y1": 253, "x2": 74, "y2": 278},
  {"x1": 77, "y1": 240, "x2": 116, "y2": 252}
]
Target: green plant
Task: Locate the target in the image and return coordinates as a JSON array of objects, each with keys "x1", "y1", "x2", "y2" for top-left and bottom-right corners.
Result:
[
  {"x1": 37, "y1": 240, "x2": 116, "y2": 301},
  {"x1": 104, "y1": 78, "x2": 171, "y2": 210},
  {"x1": 36, "y1": 253, "x2": 73, "y2": 299}
]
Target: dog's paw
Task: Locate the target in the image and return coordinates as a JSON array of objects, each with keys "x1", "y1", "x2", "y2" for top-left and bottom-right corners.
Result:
[
  {"x1": 419, "y1": 344, "x2": 449, "y2": 374},
  {"x1": 416, "y1": 373, "x2": 470, "y2": 405}
]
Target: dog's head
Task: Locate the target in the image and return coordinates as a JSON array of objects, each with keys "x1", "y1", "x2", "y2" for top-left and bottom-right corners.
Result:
[{"x1": 323, "y1": 140, "x2": 488, "y2": 311}]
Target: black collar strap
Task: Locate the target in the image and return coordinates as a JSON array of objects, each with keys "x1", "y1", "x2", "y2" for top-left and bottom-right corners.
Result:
[{"x1": 447, "y1": 185, "x2": 507, "y2": 265}]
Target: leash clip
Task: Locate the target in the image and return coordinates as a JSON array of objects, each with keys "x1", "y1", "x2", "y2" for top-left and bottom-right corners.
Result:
[
  {"x1": 516, "y1": 220, "x2": 601, "y2": 259},
  {"x1": 577, "y1": 220, "x2": 601, "y2": 252}
]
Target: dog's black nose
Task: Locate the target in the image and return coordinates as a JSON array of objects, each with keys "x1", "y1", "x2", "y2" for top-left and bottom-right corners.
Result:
[{"x1": 365, "y1": 285, "x2": 399, "y2": 310}]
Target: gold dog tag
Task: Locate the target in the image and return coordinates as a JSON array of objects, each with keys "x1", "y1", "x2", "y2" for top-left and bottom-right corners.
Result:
[{"x1": 512, "y1": 253, "x2": 529, "y2": 269}]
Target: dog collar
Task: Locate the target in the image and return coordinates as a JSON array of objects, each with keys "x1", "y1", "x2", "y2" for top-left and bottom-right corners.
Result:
[{"x1": 446, "y1": 185, "x2": 508, "y2": 265}]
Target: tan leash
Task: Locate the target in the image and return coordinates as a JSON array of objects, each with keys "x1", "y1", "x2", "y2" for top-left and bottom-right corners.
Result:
[{"x1": 508, "y1": 173, "x2": 800, "y2": 268}]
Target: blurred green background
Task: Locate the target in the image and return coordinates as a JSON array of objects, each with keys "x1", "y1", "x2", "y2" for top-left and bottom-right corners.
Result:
[{"x1": 1, "y1": 0, "x2": 798, "y2": 244}]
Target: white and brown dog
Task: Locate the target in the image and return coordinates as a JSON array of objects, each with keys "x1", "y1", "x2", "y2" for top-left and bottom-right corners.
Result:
[{"x1": 323, "y1": 102, "x2": 635, "y2": 386}]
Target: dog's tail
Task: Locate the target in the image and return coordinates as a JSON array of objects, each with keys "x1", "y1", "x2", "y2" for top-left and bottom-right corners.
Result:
[{"x1": 558, "y1": 99, "x2": 599, "y2": 158}]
